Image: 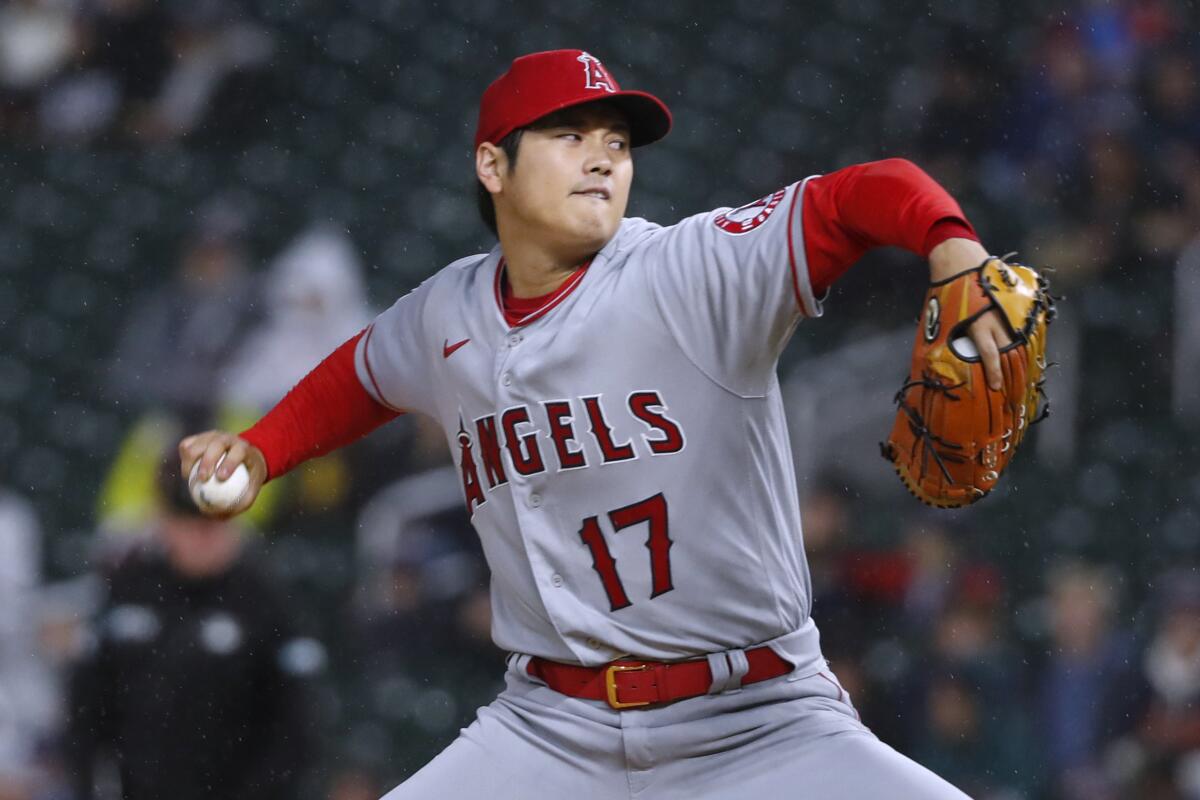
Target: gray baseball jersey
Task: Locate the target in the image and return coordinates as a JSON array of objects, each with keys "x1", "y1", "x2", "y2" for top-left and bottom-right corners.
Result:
[
  {"x1": 356, "y1": 178, "x2": 824, "y2": 670},
  {"x1": 360, "y1": 180, "x2": 971, "y2": 799}
]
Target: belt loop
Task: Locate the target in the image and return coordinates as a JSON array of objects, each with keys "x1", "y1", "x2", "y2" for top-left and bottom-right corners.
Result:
[
  {"x1": 509, "y1": 653, "x2": 538, "y2": 682},
  {"x1": 705, "y1": 652, "x2": 732, "y2": 694},
  {"x1": 720, "y1": 649, "x2": 750, "y2": 694}
]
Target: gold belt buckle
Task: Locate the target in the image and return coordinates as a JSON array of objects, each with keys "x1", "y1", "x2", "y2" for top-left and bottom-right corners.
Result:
[{"x1": 605, "y1": 663, "x2": 651, "y2": 709}]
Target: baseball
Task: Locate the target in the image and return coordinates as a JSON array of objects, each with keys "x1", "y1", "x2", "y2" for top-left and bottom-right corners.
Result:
[{"x1": 188, "y1": 455, "x2": 250, "y2": 513}]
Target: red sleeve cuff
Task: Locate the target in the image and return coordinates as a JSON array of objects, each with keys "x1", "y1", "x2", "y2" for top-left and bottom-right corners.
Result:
[{"x1": 922, "y1": 218, "x2": 980, "y2": 257}]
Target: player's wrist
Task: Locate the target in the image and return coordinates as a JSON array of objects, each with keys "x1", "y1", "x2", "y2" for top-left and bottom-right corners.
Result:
[{"x1": 928, "y1": 237, "x2": 989, "y2": 282}]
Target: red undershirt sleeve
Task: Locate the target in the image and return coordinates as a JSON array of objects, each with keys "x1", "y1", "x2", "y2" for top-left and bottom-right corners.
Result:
[
  {"x1": 800, "y1": 158, "x2": 980, "y2": 296},
  {"x1": 239, "y1": 331, "x2": 402, "y2": 481}
]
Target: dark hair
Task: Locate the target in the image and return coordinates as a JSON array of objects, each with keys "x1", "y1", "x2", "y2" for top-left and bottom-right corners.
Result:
[{"x1": 475, "y1": 128, "x2": 524, "y2": 238}]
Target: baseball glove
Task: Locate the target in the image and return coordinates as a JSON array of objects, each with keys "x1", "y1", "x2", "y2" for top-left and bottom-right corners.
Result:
[{"x1": 881, "y1": 255, "x2": 1055, "y2": 508}]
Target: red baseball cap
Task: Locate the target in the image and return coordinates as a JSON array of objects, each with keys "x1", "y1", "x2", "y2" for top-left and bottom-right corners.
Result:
[{"x1": 474, "y1": 50, "x2": 672, "y2": 149}]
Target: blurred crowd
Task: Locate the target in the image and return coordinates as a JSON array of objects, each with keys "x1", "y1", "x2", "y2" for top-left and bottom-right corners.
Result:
[
  {"x1": 804, "y1": 477, "x2": 1200, "y2": 800},
  {"x1": 1, "y1": 0, "x2": 1198, "y2": 798},
  {"x1": 0, "y1": 0, "x2": 273, "y2": 145}
]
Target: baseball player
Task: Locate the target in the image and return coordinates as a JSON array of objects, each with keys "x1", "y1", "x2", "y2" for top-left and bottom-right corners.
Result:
[{"x1": 181, "y1": 50, "x2": 1015, "y2": 798}]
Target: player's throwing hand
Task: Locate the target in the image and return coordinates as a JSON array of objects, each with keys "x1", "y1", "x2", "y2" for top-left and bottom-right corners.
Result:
[{"x1": 177, "y1": 431, "x2": 268, "y2": 517}]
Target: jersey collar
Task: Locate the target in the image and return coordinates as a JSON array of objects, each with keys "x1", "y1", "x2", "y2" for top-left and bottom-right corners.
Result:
[
  {"x1": 492, "y1": 256, "x2": 592, "y2": 328},
  {"x1": 486, "y1": 222, "x2": 638, "y2": 329}
]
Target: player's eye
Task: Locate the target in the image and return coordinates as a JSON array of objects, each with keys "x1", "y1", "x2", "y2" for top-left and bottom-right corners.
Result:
[
  {"x1": 609, "y1": 138, "x2": 629, "y2": 151},
  {"x1": 558, "y1": 132, "x2": 583, "y2": 142}
]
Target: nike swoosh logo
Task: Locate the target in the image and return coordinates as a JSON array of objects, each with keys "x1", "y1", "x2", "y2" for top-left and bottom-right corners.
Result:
[{"x1": 443, "y1": 338, "x2": 470, "y2": 358}]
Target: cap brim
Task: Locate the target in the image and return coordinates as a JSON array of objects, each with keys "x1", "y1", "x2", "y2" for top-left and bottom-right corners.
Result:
[
  {"x1": 604, "y1": 91, "x2": 672, "y2": 147},
  {"x1": 538, "y1": 91, "x2": 672, "y2": 148}
]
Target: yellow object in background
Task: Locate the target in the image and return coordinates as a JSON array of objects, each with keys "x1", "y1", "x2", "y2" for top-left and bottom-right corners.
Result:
[{"x1": 95, "y1": 408, "x2": 285, "y2": 533}]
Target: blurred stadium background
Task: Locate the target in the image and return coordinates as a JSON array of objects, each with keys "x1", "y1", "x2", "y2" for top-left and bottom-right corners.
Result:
[{"x1": 0, "y1": 0, "x2": 1198, "y2": 798}]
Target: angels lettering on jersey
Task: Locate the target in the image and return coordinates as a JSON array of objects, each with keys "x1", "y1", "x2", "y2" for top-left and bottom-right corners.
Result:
[{"x1": 455, "y1": 391, "x2": 685, "y2": 515}]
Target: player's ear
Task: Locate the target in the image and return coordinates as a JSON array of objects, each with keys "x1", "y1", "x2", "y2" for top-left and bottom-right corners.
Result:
[{"x1": 476, "y1": 143, "x2": 505, "y2": 194}]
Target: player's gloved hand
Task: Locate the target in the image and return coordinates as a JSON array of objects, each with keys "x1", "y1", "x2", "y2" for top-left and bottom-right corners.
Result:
[
  {"x1": 882, "y1": 242, "x2": 1056, "y2": 507},
  {"x1": 928, "y1": 238, "x2": 1010, "y2": 390},
  {"x1": 178, "y1": 431, "x2": 268, "y2": 518}
]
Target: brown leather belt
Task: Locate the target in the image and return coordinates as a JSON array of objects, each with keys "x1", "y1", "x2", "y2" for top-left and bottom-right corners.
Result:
[{"x1": 526, "y1": 646, "x2": 792, "y2": 709}]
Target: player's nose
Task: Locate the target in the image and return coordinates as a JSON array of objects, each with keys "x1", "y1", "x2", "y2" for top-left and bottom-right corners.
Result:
[
  {"x1": 583, "y1": 139, "x2": 613, "y2": 175},
  {"x1": 585, "y1": 157, "x2": 612, "y2": 177}
]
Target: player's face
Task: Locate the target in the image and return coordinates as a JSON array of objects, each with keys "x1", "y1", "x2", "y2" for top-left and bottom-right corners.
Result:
[{"x1": 491, "y1": 104, "x2": 633, "y2": 257}]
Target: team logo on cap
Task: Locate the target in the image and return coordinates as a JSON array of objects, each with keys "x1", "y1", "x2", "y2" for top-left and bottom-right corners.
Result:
[
  {"x1": 578, "y1": 52, "x2": 616, "y2": 93},
  {"x1": 713, "y1": 188, "x2": 787, "y2": 235}
]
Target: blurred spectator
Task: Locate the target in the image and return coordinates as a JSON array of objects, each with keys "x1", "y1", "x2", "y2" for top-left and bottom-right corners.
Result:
[
  {"x1": 341, "y1": 467, "x2": 501, "y2": 787},
  {"x1": 1123, "y1": 569, "x2": 1200, "y2": 798},
  {"x1": 802, "y1": 474, "x2": 855, "y2": 627},
  {"x1": 221, "y1": 225, "x2": 372, "y2": 412},
  {"x1": 799, "y1": 476, "x2": 876, "y2": 711},
  {"x1": 66, "y1": 455, "x2": 323, "y2": 800},
  {"x1": 909, "y1": 669, "x2": 1039, "y2": 800},
  {"x1": 802, "y1": 477, "x2": 922, "y2": 748},
  {"x1": 107, "y1": 197, "x2": 257, "y2": 416},
  {"x1": 216, "y1": 224, "x2": 377, "y2": 529},
  {"x1": 27, "y1": 0, "x2": 274, "y2": 144},
  {"x1": 0, "y1": 0, "x2": 80, "y2": 138},
  {"x1": 898, "y1": 517, "x2": 963, "y2": 634},
  {"x1": 35, "y1": 0, "x2": 172, "y2": 142},
  {"x1": 1142, "y1": 47, "x2": 1200, "y2": 151},
  {"x1": 929, "y1": 571, "x2": 1013, "y2": 693},
  {"x1": 902, "y1": 551, "x2": 1036, "y2": 797},
  {"x1": 1034, "y1": 561, "x2": 1140, "y2": 800},
  {"x1": 129, "y1": 4, "x2": 275, "y2": 144},
  {"x1": 1012, "y1": 23, "x2": 1096, "y2": 173},
  {"x1": 0, "y1": 489, "x2": 61, "y2": 800}
]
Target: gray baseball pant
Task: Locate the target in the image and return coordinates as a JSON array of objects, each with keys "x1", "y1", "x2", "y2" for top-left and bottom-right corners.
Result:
[{"x1": 380, "y1": 659, "x2": 971, "y2": 799}]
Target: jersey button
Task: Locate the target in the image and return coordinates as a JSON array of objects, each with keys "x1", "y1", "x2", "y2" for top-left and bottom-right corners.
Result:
[
  {"x1": 501, "y1": 373, "x2": 512, "y2": 386},
  {"x1": 586, "y1": 637, "x2": 602, "y2": 649},
  {"x1": 527, "y1": 493, "x2": 542, "y2": 508},
  {"x1": 508, "y1": 333, "x2": 522, "y2": 347},
  {"x1": 551, "y1": 573, "x2": 564, "y2": 588}
]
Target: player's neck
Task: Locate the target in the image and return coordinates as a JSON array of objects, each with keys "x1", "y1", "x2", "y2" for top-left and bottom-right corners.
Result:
[{"x1": 498, "y1": 236, "x2": 595, "y2": 299}]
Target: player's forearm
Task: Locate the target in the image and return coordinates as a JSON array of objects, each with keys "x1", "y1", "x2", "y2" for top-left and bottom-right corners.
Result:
[
  {"x1": 240, "y1": 331, "x2": 401, "y2": 480},
  {"x1": 801, "y1": 158, "x2": 979, "y2": 293}
]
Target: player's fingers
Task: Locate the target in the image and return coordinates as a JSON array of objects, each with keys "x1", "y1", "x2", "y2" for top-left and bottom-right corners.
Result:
[
  {"x1": 218, "y1": 438, "x2": 250, "y2": 480},
  {"x1": 197, "y1": 436, "x2": 235, "y2": 483},
  {"x1": 967, "y1": 310, "x2": 1012, "y2": 392},
  {"x1": 989, "y1": 311, "x2": 1014, "y2": 348},
  {"x1": 976, "y1": 328, "x2": 1002, "y2": 392},
  {"x1": 179, "y1": 430, "x2": 218, "y2": 478},
  {"x1": 217, "y1": 438, "x2": 268, "y2": 485}
]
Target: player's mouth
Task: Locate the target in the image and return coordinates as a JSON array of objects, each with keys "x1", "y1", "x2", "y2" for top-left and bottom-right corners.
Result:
[{"x1": 571, "y1": 187, "x2": 611, "y2": 201}]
